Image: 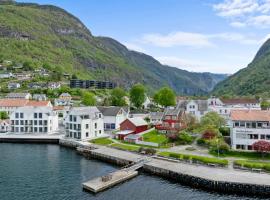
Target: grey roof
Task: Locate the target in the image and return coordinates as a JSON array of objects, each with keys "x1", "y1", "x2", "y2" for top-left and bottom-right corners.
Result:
[
  {"x1": 124, "y1": 134, "x2": 142, "y2": 140},
  {"x1": 127, "y1": 117, "x2": 148, "y2": 126},
  {"x1": 69, "y1": 106, "x2": 100, "y2": 119},
  {"x1": 164, "y1": 106, "x2": 183, "y2": 116},
  {"x1": 6, "y1": 93, "x2": 30, "y2": 98},
  {"x1": 150, "y1": 112, "x2": 163, "y2": 119},
  {"x1": 177, "y1": 100, "x2": 188, "y2": 109},
  {"x1": 60, "y1": 93, "x2": 71, "y2": 97},
  {"x1": 97, "y1": 106, "x2": 126, "y2": 116}
]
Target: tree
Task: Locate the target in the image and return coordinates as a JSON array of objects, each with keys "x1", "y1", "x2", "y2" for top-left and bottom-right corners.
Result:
[
  {"x1": 261, "y1": 100, "x2": 270, "y2": 110},
  {"x1": 0, "y1": 111, "x2": 8, "y2": 119},
  {"x1": 178, "y1": 131, "x2": 193, "y2": 144},
  {"x1": 129, "y1": 84, "x2": 146, "y2": 109},
  {"x1": 183, "y1": 113, "x2": 198, "y2": 131},
  {"x1": 200, "y1": 112, "x2": 226, "y2": 129},
  {"x1": 252, "y1": 140, "x2": 270, "y2": 156},
  {"x1": 110, "y1": 87, "x2": 127, "y2": 106},
  {"x1": 23, "y1": 61, "x2": 34, "y2": 71},
  {"x1": 71, "y1": 74, "x2": 78, "y2": 79},
  {"x1": 153, "y1": 87, "x2": 176, "y2": 107},
  {"x1": 82, "y1": 91, "x2": 96, "y2": 106}
]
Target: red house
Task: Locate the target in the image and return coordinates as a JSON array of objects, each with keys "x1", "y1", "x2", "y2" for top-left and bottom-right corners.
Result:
[
  {"x1": 156, "y1": 107, "x2": 186, "y2": 134},
  {"x1": 116, "y1": 118, "x2": 148, "y2": 140}
]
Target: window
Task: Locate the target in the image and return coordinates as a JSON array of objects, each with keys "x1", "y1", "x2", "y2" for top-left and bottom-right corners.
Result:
[
  {"x1": 99, "y1": 130, "x2": 101, "y2": 134},
  {"x1": 86, "y1": 132, "x2": 89, "y2": 137},
  {"x1": 34, "y1": 127, "x2": 38, "y2": 132},
  {"x1": 73, "y1": 116, "x2": 77, "y2": 122},
  {"x1": 234, "y1": 122, "x2": 239, "y2": 127},
  {"x1": 252, "y1": 122, "x2": 256, "y2": 128},
  {"x1": 99, "y1": 114, "x2": 102, "y2": 118},
  {"x1": 39, "y1": 113, "x2": 42, "y2": 118},
  {"x1": 267, "y1": 135, "x2": 270, "y2": 140},
  {"x1": 240, "y1": 122, "x2": 245, "y2": 127},
  {"x1": 69, "y1": 124, "x2": 72, "y2": 129},
  {"x1": 20, "y1": 120, "x2": 24, "y2": 125},
  {"x1": 261, "y1": 135, "x2": 266, "y2": 139},
  {"x1": 34, "y1": 120, "x2": 37, "y2": 125},
  {"x1": 20, "y1": 113, "x2": 24, "y2": 118},
  {"x1": 39, "y1": 120, "x2": 43, "y2": 125},
  {"x1": 44, "y1": 127, "x2": 48, "y2": 133},
  {"x1": 74, "y1": 132, "x2": 77, "y2": 138},
  {"x1": 15, "y1": 120, "x2": 19, "y2": 125},
  {"x1": 39, "y1": 127, "x2": 43, "y2": 132},
  {"x1": 78, "y1": 132, "x2": 81, "y2": 139},
  {"x1": 44, "y1": 120, "x2": 47, "y2": 126},
  {"x1": 86, "y1": 124, "x2": 89, "y2": 129},
  {"x1": 34, "y1": 113, "x2": 38, "y2": 119},
  {"x1": 20, "y1": 127, "x2": 24, "y2": 132},
  {"x1": 15, "y1": 113, "x2": 19, "y2": 119},
  {"x1": 69, "y1": 115, "x2": 72, "y2": 122},
  {"x1": 95, "y1": 123, "x2": 97, "y2": 129},
  {"x1": 73, "y1": 124, "x2": 76, "y2": 130}
]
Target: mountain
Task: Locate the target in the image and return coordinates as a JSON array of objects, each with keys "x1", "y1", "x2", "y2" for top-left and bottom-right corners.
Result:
[
  {"x1": 213, "y1": 39, "x2": 270, "y2": 97},
  {"x1": 0, "y1": 1, "x2": 226, "y2": 95}
]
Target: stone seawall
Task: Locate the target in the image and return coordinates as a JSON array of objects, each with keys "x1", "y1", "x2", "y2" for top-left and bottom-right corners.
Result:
[
  {"x1": 77, "y1": 145, "x2": 270, "y2": 197},
  {"x1": 143, "y1": 164, "x2": 270, "y2": 197}
]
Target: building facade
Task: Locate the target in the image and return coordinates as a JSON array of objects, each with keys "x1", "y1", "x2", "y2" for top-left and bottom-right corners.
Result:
[
  {"x1": 9, "y1": 106, "x2": 58, "y2": 134},
  {"x1": 64, "y1": 107, "x2": 104, "y2": 140},
  {"x1": 230, "y1": 110, "x2": 270, "y2": 150},
  {"x1": 97, "y1": 106, "x2": 128, "y2": 131},
  {"x1": 70, "y1": 79, "x2": 116, "y2": 89}
]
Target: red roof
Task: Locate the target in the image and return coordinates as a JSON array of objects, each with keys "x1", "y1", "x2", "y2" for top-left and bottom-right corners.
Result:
[
  {"x1": 0, "y1": 99, "x2": 51, "y2": 107},
  {"x1": 221, "y1": 98, "x2": 259, "y2": 105},
  {"x1": 0, "y1": 99, "x2": 28, "y2": 107},
  {"x1": 26, "y1": 100, "x2": 51, "y2": 107},
  {"x1": 231, "y1": 110, "x2": 270, "y2": 121}
]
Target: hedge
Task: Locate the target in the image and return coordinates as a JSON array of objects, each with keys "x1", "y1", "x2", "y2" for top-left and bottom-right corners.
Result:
[
  {"x1": 159, "y1": 152, "x2": 228, "y2": 166},
  {"x1": 234, "y1": 160, "x2": 270, "y2": 172}
]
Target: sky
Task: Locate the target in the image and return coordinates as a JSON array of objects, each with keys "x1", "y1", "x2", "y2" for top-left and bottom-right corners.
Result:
[{"x1": 16, "y1": 0, "x2": 270, "y2": 74}]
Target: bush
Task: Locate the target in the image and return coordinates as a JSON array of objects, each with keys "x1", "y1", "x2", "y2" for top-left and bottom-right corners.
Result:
[
  {"x1": 197, "y1": 138, "x2": 206, "y2": 146},
  {"x1": 145, "y1": 148, "x2": 157, "y2": 155},
  {"x1": 234, "y1": 160, "x2": 270, "y2": 172},
  {"x1": 167, "y1": 133, "x2": 179, "y2": 142},
  {"x1": 162, "y1": 152, "x2": 228, "y2": 166},
  {"x1": 178, "y1": 131, "x2": 194, "y2": 144},
  {"x1": 202, "y1": 129, "x2": 218, "y2": 140},
  {"x1": 210, "y1": 141, "x2": 230, "y2": 154}
]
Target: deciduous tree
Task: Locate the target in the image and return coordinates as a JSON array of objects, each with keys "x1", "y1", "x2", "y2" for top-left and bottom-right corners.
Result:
[{"x1": 129, "y1": 84, "x2": 146, "y2": 109}]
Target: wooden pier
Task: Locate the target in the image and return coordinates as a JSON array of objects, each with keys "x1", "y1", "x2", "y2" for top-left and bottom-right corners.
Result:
[{"x1": 82, "y1": 158, "x2": 149, "y2": 193}]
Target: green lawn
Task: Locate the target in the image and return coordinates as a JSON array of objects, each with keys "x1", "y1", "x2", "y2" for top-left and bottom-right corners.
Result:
[
  {"x1": 143, "y1": 130, "x2": 168, "y2": 144},
  {"x1": 90, "y1": 137, "x2": 114, "y2": 145},
  {"x1": 159, "y1": 152, "x2": 228, "y2": 166},
  {"x1": 210, "y1": 150, "x2": 270, "y2": 160},
  {"x1": 111, "y1": 143, "x2": 140, "y2": 152}
]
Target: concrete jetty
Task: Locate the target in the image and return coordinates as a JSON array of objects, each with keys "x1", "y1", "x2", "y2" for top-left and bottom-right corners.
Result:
[
  {"x1": 76, "y1": 145, "x2": 270, "y2": 197},
  {"x1": 0, "y1": 134, "x2": 63, "y2": 143},
  {"x1": 82, "y1": 158, "x2": 149, "y2": 193},
  {"x1": 83, "y1": 170, "x2": 138, "y2": 193}
]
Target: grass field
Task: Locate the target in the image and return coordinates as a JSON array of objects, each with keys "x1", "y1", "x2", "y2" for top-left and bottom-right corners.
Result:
[{"x1": 90, "y1": 137, "x2": 114, "y2": 145}]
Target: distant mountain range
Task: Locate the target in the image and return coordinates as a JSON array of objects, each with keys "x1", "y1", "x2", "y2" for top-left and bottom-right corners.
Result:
[
  {"x1": 0, "y1": 1, "x2": 227, "y2": 95},
  {"x1": 213, "y1": 38, "x2": 270, "y2": 97}
]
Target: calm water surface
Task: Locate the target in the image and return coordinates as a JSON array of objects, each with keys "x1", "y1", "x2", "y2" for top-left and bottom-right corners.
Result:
[{"x1": 0, "y1": 144, "x2": 261, "y2": 200}]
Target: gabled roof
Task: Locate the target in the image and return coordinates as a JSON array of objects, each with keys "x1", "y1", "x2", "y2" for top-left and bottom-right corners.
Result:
[
  {"x1": 193, "y1": 100, "x2": 208, "y2": 112},
  {"x1": 26, "y1": 101, "x2": 51, "y2": 107},
  {"x1": 125, "y1": 117, "x2": 148, "y2": 127},
  {"x1": 221, "y1": 98, "x2": 259, "y2": 105},
  {"x1": 0, "y1": 99, "x2": 28, "y2": 107},
  {"x1": 164, "y1": 106, "x2": 183, "y2": 116},
  {"x1": 69, "y1": 107, "x2": 100, "y2": 119},
  {"x1": 6, "y1": 93, "x2": 29, "y2": 98},
  {"x1": 97, "y1": 106, "x2": 126, "y2": 116},
  {"x1": 231, "y1": 110, "x2": 270, "y2": 121}
]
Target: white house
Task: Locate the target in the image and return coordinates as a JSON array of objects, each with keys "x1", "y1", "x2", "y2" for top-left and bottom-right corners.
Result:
[
  {"x1": 177, "y1": 99, "x2": 208, "y2": 120},
  {"x1": 64, "y1": 107, "x2": 104, "y2": 140},
  {"x1": 0, "y1": 119, "x2": 10, "y2": 133},
  {"x1": 208, "y1": 97, "x2": 261, "y2": 120},
  {"x1": 0, "y1": 73, "x2": 13, "y2": 79},
  {"x1": 47, "y1": 82, "x2": 61, "y2": 89},
  {"x1": 33, "y1": 94, "x2": 47, "y2": 101},
  {"x1": 9, "y1": 106, "x2": 58, "y2": 134},
  {"x1": 8, "y1": 83, "x2": 21, "y2": 90},
  {"x1": 97, "y1": 106, "x2": 128, "y2": 131},
  {"x1": 230, "y1": 110, "x2": 270, "y2": 150}
]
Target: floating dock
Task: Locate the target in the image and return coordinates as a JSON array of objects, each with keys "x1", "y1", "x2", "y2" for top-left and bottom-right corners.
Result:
[
  {"x1": 82, "y1": 169, "x2": 138, "y2": 193},
  {"x1": 0, "y1": 134, "x2": 62, "y2": 144}
]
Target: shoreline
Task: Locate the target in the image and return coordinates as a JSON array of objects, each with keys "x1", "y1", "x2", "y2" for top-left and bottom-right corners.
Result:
[{"x1": 1, "y1": 135, "x2": 270, "y2": 197}]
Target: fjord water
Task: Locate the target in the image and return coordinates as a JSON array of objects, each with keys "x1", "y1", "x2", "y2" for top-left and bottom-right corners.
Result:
[{"x1": 0, "y1": 144, "x2": 258, "y2": 200}]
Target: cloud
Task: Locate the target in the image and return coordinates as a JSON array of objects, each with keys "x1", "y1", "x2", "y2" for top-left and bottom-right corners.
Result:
[
  {"x1": 213, "y1": 0, "x2": 258, "y2": 17},
  {"x1": 142, "y1": 32, "x2": 213, "y2": 48},
  {"x1": 156, "y1": 56, "x2": 234, "y2": 73},
  {"x1": 139, "y1": 31, "x2": 262, "y2": 48},
  {"x1": 213, "y1": 0, "x2": 270, "y2": 28}
]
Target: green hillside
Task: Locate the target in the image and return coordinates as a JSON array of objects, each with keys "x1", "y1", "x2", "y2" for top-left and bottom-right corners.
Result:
[
  {"x1": 0, "y1": 1, "x2": 226, "y2": 95},
  {"x1": 213, "y1": 38, "x2": 270, "y2": 97}
]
